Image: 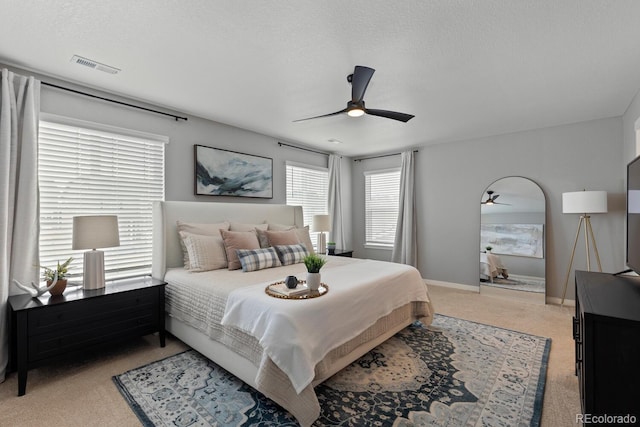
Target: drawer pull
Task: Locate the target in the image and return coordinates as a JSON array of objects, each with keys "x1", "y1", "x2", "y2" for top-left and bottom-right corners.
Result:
[{"x1": 572, "y1": 316, "x2": 580, "y2": 340}]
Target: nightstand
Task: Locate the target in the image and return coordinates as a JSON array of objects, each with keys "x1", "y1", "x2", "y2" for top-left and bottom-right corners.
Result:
[
  {"x1": 328, "y1": 249, "x2": 353, "y2": 257},
  {"x1": 8, "y1": 276, "x2": 166, "y2": 396}
]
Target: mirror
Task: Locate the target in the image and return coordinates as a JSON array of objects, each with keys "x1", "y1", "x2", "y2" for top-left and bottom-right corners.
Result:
[{"x1": 480, "y1": 177, "x2": 546, "y2": 303}]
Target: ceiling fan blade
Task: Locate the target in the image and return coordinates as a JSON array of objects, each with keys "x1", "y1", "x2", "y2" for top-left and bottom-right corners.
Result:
[
  {"x1": 365, "y1": 108, "x2": 415, "y2": 123},
  {"x1": 293, "y1": 109, "x2": 347, "y2": 122},
  {"x1": 493, "y1": 194, "x2": 500, "y2": 201},
  {"x1": 351, "y1": 66, "x2": 375, "y2": 102}
]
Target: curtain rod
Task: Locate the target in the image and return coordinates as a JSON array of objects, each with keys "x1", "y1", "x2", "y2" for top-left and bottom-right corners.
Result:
[
  {"x1": 353, "y1": 149, "x2": 418, "y2": 162},
  {"x1": 41, "y1": 81, "x2": 188, "y2": 122},
  {"x1": 278, "y1": 141, "x2": 330, "y2": 156}
]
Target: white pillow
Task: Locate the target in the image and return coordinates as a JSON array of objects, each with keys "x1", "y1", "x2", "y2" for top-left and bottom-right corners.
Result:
[
  {"x1": 256, "y1": 229, "x2": 270, "y2": 248},
  {"x1": 177, "y1": 220, "x2": 229, "y2": 269},
  {"x1": 267, "y1": 223, "x2": 296, "y2": 231},
  {"x1": 229, "y1": 222, "x2": 269, "y2": 232},
  {"x1": 182, "y1": 233, "x2": 228, "y2": 272},
  {"x1": 295, "y1": 226, "x2": 315, "y2": 255}
]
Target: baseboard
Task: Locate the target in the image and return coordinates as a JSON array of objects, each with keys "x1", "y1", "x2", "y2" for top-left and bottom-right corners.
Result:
[
  {"x1": 425, "y1": 279, "x2": 479, "y2": 292},
  {"x1": 425, "y1": 278, "x2": 576, "y2": 306}
]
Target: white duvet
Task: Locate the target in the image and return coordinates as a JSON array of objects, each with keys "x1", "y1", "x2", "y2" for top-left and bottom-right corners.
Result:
[{"x1": 220, "y1": 257, "x2": 430, "y2": 393}]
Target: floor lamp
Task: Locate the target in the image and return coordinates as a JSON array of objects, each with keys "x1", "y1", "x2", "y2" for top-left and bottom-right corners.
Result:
[{"x1": 560, "y1": 190, "x2": 608, "y2": 306}]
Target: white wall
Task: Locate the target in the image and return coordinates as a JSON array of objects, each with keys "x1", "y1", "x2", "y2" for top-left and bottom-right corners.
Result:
[
  {"x1": 352, "y1": 117, "x2": 625, "y2": 300},
  {"x1": 7, "y1": 63, "x2": 627, "y2": 300},
  {"x1": 621, "y1": 88, "x2": 640, "y2": 276},
  {"x1": 2, "y1": 64, "x2": 354, "y2": 249},
  {"x1": 623, "y1": 89, "x2": 640, "y2": 163}
]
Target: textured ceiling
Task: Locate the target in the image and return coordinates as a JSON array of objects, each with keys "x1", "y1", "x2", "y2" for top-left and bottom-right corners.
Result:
[{"x1": 2, "y1": 1, "x2": 640, "y2": 156}]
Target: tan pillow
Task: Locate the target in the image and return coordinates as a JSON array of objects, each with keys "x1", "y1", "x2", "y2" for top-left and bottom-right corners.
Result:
[
  {"x1": 182, "y1": 233, "x2": 227, "y2": 272},
  {"x1": 264, "y1": 229, "x2": 300, "y2": 246},
  {"x1": 256, "y1": 229, "x2": 270, "y2": 248},
  {"x1": 295, "y1": 226, "x2": 315, "y2": 255},
  {"x1": 177, "y1": 221, "x2": 229, "y2": 268},
  {"x1": 229, "y1": 222, "x2": 269, "y2": 232},
  {"x1": 220, "y1": 230, "x2": 261, "y2": 270},
  {"x1": 268, "y1": 223, "x2": 296, "y2": 231}
]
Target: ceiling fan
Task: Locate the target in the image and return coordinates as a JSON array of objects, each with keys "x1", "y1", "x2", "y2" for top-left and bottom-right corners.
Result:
[
  {"x1": 481, "y1": 190, "x2": 511, "y2": 206},
  {"x1": 294, "y1": 65, "x2": 415, "y2": 123}
]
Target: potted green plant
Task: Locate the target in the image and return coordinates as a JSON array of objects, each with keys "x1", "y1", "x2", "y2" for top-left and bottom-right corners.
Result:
[
  {"x1": 303, "y1": 254, "x2": 327, "y2": 291},
  {"x1": 327, "y1": 242, "x2": 336, "y2": 254},
  {"x1": 485, "y1": 246, "x2": 493, "y2": 252},
  {"x1": 40, "y1": 257, "x2": 73, "y2": 296}
]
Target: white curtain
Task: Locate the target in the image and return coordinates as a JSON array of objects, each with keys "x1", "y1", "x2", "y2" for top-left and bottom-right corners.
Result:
[
  {"x1": 391, "y1": 150, "x2": 417, "y2": 266},
  {"x1": 327, "y1": 154, "x2": 345, "y2": 249},
  {"x1": 0, "y1": 69, "x2": 40, "y2": 381}
]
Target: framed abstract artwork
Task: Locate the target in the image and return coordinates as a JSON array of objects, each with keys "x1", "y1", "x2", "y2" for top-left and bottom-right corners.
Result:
[
  {"x1": 480, "y1": 223, "x2": 544, "y2": 258},
  {"x1": 194, "y1": 145, "x2": 273, "y2": 198}
]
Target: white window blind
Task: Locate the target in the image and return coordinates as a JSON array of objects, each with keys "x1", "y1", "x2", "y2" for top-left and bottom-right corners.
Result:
[
  {"x1": 38, "y1": 119, "x2": 166, "y2": 281},
  {"x1": 365, "y1": 168, "x2": 401, "y2": 247},
  {"x1": 286, "y1": 162, "x2": 328, "y2": 249}
]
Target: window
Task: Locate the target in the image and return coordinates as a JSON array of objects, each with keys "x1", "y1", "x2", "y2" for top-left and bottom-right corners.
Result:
[
  {"x1": 285, "y1": 161, "x2": 328, "y2": 249},
  {"x1": 38, "y1": 117, "x2": 166, "y2": 280},
  {"x1": 365, "y1": 168, "x2": 400, "y2": 247}
]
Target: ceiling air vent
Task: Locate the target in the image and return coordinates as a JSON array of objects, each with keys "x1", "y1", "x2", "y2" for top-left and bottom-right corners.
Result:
[{"x1": 70, "y1": 55, "x2": 120, "y2": 74}]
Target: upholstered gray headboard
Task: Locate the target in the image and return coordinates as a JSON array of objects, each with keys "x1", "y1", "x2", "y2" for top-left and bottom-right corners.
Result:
[{"x1": 152, "y1": 201, "x2": 304, "y2": 279}]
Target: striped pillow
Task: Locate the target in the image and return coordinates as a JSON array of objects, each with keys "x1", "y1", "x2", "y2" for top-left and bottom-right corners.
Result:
[
  {"x1": 236, "y1": 247, "x2": 282, "y2": 272},
  {"x1": 274, "y1": 243, "x2": 309, "y2": 266},
  {"x1": 182, "y1": 233, "x2": 228, "y2": 272}
]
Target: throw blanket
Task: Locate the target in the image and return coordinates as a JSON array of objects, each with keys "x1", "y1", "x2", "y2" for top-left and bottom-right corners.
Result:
[{"x1": 221, "y1": 259, "x2": 430, "y2": 394}]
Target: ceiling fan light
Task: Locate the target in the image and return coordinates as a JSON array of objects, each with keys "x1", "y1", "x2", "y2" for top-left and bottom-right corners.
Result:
[{"x1": 347, "y1": 108, "x2": 365, "y2": 117}]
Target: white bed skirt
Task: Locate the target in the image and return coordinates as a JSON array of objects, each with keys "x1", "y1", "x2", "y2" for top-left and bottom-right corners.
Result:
[{"x1": 165, "y1": 301, "x2": 432, "y2": 426}]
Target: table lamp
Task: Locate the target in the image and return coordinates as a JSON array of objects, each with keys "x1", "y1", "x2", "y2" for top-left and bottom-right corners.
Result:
[
  {"x1": 312, "y1": 214, "x2": 331, "y2": 255},
  {"x1": 560, "y1": 190, "x2": 607, "y2": 306},
  {"x1": 72, "y1": 215, "x2": 120, "y2": 289}
]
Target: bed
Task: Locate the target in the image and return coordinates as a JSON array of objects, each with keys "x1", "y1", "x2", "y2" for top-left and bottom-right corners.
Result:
[{"x1": 152, "y1": 201, "x2": 434, "y2": 426}]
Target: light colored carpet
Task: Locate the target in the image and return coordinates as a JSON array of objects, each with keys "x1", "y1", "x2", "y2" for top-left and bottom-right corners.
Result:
[
  {"x1": 429, "y1": 285, "x2": 581, "y2": 427},
  {"x1": 0, "y1": 284, "x2": 580, "y2": 427}
]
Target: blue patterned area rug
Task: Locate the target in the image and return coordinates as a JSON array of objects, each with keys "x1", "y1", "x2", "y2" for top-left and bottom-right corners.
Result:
[{"x1": 113, "y1": 315, "x2": 550, "y2": 426}]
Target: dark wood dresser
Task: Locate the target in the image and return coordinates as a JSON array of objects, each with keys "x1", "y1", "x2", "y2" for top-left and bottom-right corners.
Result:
[
  {"x1": 8, "y1": 277, "x2": 166, "y2": 396},
  {"x1": 574, "y1": 270, "x2": 640, "y2": 420}
]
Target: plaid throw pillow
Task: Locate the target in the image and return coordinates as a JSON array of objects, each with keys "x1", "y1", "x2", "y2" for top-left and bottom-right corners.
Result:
[
  {"x1": 274, "y1": 243, "x2": 309, "y2": 266},
  {"x1": 236, "y1": 247, "x2": 282, "y2": 272}
]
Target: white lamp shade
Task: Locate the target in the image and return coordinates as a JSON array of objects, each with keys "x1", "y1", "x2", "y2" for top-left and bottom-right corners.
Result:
[
  {"x1": 629, "y1": 190, "x2": 640, "y2": 214},
  {"x1": 562, "y1": 191, "x2": 608, "y2": 214},
  {"x1": 72, "y1": 215, "x2": 120, "y2": 250},
  {"x1": 311, "y1": 214, "x2": 331, "y2": 232}
]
